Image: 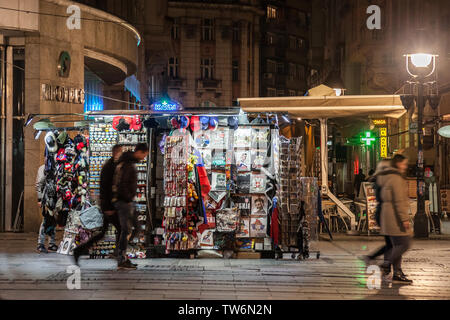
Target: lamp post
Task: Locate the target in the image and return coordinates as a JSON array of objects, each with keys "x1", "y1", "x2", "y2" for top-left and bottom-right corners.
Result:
[{"x1": 404, "y1": 53, "x2": 438, "y2": 238}]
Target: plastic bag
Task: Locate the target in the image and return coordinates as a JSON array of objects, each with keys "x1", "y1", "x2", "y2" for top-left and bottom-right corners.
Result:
[{"x1": 79, "y1": 202, "x2": 103, "y2": 230}]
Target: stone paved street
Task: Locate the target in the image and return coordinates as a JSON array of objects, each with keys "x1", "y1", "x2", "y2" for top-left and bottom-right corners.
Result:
[{"x1": 0, "y1": 233, "x2": 449, "y2": 300}]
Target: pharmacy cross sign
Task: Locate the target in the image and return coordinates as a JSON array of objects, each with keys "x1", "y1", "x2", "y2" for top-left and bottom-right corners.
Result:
[{"x1": 361, "y1": 131, "x2": 376, "y2": 146}]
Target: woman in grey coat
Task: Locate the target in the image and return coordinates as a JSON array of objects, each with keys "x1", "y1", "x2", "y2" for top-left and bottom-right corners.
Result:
[{"x1": 377, "y1": 154, "x2": 413, "y2": 284}]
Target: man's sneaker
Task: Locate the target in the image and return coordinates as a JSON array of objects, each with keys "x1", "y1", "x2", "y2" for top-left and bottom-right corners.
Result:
[
  {"x1": 392, "y1": 273, "x2": 413, "y2": 284},
  {"x1": 37, "y1": 244, "x2": 48, "y2": 254},
  {"x1": 47, "y1": 244, "x2": 58, "y2": 252},
  {"x1": 118, "y1": 260, "x2": 137, "y2": 270}
]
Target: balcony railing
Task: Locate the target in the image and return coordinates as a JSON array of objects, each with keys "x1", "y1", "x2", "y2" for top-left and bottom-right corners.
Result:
[{"x1": 197, "y1": 79, "x2": 222, "y2": 90}]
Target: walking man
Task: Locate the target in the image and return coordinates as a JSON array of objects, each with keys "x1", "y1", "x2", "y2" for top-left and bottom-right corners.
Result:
[
  {"x1": 112, "y1": 143, "x2": 149, "y2": 270},
  {"x1": 36, "y1": 164, "x2": 57, "y2": 253},
  {"x1": 377, "y1": 154, "x2": 413, "y2": 284},
  {"x1": 354, "y1": 169, "x2": 366, "y2": 198},
  {"x1": 73, "y1": 145, "x2": 123, "y2": 265}
]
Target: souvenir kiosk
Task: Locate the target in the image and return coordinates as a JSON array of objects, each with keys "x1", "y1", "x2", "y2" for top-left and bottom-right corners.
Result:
[{"x1": 237, "y1": 90, "x2": 407, "y2": 236}]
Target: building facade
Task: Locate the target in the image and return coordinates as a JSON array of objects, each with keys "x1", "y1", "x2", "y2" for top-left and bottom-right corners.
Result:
[
  {"x1": 150, "y1": 0, "x2": 264, "y2": 108},
  {"x1": 0, "y1": 0, "x2": 141, "y2": 232},
  {"x1": 259, "y1": 0, "x2": 311, "y2": 97}
]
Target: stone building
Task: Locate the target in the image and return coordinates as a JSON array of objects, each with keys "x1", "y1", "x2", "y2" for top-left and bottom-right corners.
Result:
[
  {"x1": 154, "y1": 0, "x2": 264, "y2": 108},
  {"x1": 259, "y1": 0, "x2": 311, "y2": 97},
  {"x1": 0, "y1": 0, "x2": 141, "y2": 232}
]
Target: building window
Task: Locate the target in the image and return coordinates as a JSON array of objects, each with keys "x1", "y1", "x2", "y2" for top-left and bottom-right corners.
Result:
[
  {"x1": 297, "y1": 37, "x2": 305, "y2": 49},
  {"x1": 201, "y1": 58, "x2": 214, "y2": 79},
  {"x1": 267, "y1": 88, "x2": 276, "y2": 97},
  {"x1": 298, "y1": 11, "x2": 307, "y2": 28},
  {"x1": 277, "y1": 89, "x2": 285, "y2": 96},
  {"x1": 289, "y1": 90, "x2": 296, "y2": 96},
  {"x1": 288, "y1": 63, "x2": 296, "y2": 80},
  {"x1": 296, "y1": 65, "x2": 305, "y2": 80},
  {"x1": 232, "y1": 60, "x2": 239, "y2": 81},
  {"x1": 168, "y1": 57, "x2": 179, "y2": 78},
  {"x1": 267, "y1": 59, "x2": 276, "y2": 73},
  {"x1": 267, "y1": 5, "x2": 278, "y2": 20},
  {"x1": 202, "y1": 19, "x2": 214, "y2": 41},
  {"x1": 171, "y1": 18, "x2": 179, "y2": 40},
  {"x1": 289, "y1": 36, "x2": 296, "y2": 49},
  {"x1": 266, "y1": 32, "x2": 275, "y2": 45},
  {"x1": 232, "y1": 22, "x2": 240, "y2": 42},
  {"x1": 277, "y1": 62, "x2": 284, "y2": 74}
]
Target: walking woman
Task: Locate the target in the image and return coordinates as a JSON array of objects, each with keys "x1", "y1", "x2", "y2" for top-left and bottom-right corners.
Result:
[{"x1": 377, "y1": 154, "x2": 413, "y2": 284}]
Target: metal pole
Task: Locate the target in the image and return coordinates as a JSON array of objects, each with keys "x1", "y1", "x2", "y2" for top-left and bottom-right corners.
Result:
[
  {"x1": 4, "y1": 46, "x2": 13, "y2": 231},
  {"x1": 414, "y1": 80, "x2": 429, "y2": 238}
]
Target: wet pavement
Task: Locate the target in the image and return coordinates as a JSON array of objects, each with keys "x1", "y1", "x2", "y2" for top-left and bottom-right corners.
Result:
[{"x1": 0, "y1": 233, "x2": 449, "y2": 300}]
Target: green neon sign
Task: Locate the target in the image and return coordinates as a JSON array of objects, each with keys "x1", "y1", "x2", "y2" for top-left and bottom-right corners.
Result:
[{"x1": 361, "y1": 131, "x2": 376, "y2": 146}]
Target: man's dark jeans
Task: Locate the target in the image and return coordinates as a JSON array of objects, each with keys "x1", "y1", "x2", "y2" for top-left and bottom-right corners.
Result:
[
  {"x1": 368, "y1": 236, "x2": 393, "y2": 261},
  {"x1": 114, "y1": 201, "x2": 134, "y2": 263},
  {"x1": 388, "y1": 236, "x2": 411, "y2": 273},
  {"x1": 75, "y1": 213, "x2": 121, "y2": 256}
]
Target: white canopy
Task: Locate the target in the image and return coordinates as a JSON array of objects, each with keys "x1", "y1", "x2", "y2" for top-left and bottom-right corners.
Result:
[{"x1": 238, "y1": 95, "x2": 407, "y2": 119}]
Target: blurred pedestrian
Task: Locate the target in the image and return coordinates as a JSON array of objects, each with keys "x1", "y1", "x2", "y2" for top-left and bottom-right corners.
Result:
[
  {"x1": 360, "y1": 160, "x2": 392, "y2": 266},
  {"x1": 36, "y1": 164, "x2": 57, "y2": 253},
  {"x1": 112, "y1": 143, "x2": 149, "y2": 270},
  {"x1": 377, "y1": 154, "x2": 413, "y2": 284},
  {"x1": 73, "y1": 145, "x2": 123, "y2": 265}
]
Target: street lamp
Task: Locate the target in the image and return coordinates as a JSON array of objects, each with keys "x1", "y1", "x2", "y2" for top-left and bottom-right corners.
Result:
[{"x1": 404, "y1": 52, "x2": 438, "y2": 238}]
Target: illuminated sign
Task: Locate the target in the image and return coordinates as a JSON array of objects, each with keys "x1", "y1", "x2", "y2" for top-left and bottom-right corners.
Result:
[
  {"x1": 151, "y1": 100, "x2": 182, "y2": 112},
  {"x1": 361, "y1": 131, "x2": 376, "y2": 146},
  {"x1": 380, "y1": 127, "x2": 387, "y2": 158},
  {"x1": 372, "y1": 119, "x2": 386, "y2": 126},
  {"x1": 41, "y1": 84, "x2": 85, "y2": 104}
]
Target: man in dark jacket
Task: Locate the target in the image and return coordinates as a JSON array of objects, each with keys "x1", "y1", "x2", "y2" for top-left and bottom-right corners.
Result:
[
  {"x1": 112, "y1": 143, "x2": 149, "y2": 270},
  {"x1": 73, "y1": 145, "x2": 123, "y2": 265}
]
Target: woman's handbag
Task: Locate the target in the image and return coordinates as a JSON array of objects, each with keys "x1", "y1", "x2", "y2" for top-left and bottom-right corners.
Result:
[{"x1": 79, "y1": 201, "x2": 103, "y2": 230}]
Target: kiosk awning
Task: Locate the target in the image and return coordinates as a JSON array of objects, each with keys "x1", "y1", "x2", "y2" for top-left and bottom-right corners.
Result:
[{"x1": 238, "y1": 95, "x2": 406, "y2": 119}]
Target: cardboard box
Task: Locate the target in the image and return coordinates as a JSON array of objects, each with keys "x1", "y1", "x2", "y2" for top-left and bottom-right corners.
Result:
[{"x1": 236, "y1": 252, "x2": 261, "y2": 259}]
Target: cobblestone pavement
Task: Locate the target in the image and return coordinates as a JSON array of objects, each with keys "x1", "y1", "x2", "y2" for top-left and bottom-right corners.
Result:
[{"x1": 0, "y1": 233, "x2": 449, "y2": 300}]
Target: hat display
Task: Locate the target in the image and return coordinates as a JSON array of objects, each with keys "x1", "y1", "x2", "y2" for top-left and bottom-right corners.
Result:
[
  {"x1": 209, "y1": 116, "x2": 219, "y2": 131},
  {"x1": 33, "y1": 119, "x2": 56, "y2": 131},
  {"x1": 179, "y1": 116, "x2": 190, "y2": 129},
  {"x1": 44, "y1": 132, "x2": 58, "y2": 153},
  {"x1": 116, "y1": 118, "x2": 130, "y2": 131},
  {"x1": 199, "y1": 116, "x2": 210, "y2": 130},
  {"x1": 190, "y1": 116, "x2": 201, "y2": 132},
  {"x1": 228, "y1": 116, "x2": 239, "y2": 130},
  {"x1": 170, "y1": 117, "x2": 180, "y2": 129},
  {"x1": 57, "y1": 131, "x2": 68, "y2": 145}
]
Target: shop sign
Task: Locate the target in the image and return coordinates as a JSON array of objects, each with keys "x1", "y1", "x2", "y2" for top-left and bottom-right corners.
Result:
[
  {"x1": 151, "y1": 100, "x2": 182, "y2": 112},
  {"x1": 380, "y1": 127, "x2": 387, "y2": 158},
  {"x1": 372, "y1": 119, "x2": 386, "y2": 126},
  {"x1": 41, "y1": 84, "x2": 85, "y2": 104}
]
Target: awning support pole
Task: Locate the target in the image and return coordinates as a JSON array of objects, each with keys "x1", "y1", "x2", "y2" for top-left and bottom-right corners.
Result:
[{"x1": 319, "y1": 118, "x2": 357, "y2": 232}]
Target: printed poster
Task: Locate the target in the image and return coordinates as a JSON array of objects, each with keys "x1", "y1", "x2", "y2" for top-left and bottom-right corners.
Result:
[
  {"x1": 251, "y1": 127, "x2": 270, "y2": 149},
  {"x1": 251, "y1": 195, "x2": 268, "y2": 216},
  {"x1": 193, "y1": 131, "x2": 211, "y2": 149},
  {"x1": 250, "y1": 216, "x2": 267, "y2": 238},
  {"x1": 234, "y1": 196, "x2": 251, "y2": 216},
  {"x1": 235, "y1": 149, "x2": 251, "y2": 172},
  {"x1": 250, "y1": 173, "x2": 266, "y2": 193},
  {"x1": 234, "y1": 128, "x2": 252, "y2": 148},
  {"x1": 211, "y1": 172, "x2": 227, "y2": 191},
  {"x1": 211, "y1": 149, "x2": 226, "y2": 170},
  {"x1": 236, "y1": 173, "x2": 251, "y2": 194},
  {"x1": 251, "y1": 149, "x2": 267, "y2": 171},
  {"x1": 236, "y1": 217, "x2": 250, "y2": 238},
  {"x1": 200, "y1": 229, "x2": 215, "y2": 248},
  {"x1": 210, "y1": 127, "x2": 229, "y2": 149},
  {"x1": 199, "y1": 148, "x2": 212, "y2": 170}
]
